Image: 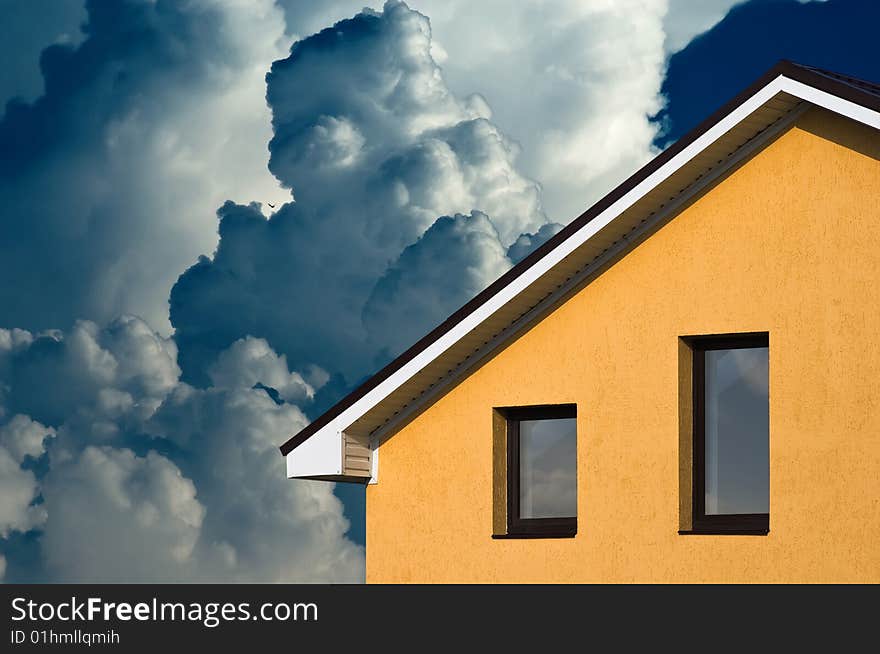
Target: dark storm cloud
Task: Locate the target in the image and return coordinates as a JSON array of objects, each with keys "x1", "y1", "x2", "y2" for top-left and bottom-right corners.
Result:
[{"x1": 0, "y1": 0, "x2": 86, "y2": 107}]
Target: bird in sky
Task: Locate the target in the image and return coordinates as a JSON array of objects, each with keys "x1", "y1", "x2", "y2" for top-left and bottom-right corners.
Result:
[{"x1": 267, "y1": 202, "x2": 276, "y2": 209}]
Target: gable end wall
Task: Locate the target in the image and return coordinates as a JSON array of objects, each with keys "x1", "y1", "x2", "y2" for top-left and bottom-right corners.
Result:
[{"x1": 366, "y1": 108, "x2": 880, "y2": 582}]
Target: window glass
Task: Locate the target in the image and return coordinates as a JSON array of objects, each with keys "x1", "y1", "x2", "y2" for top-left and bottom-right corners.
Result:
[
  {"x1": 704, "y1": 346, "x2": 769, "y2": 515},
  {"x1": 519, "y1": 417, "x2": 577, "y2": 519}
]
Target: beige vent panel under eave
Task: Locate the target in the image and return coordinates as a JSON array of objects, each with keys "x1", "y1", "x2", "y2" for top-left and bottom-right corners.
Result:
[{"x1": 341, "y1": 431, "x2": 372, "y2": 479}]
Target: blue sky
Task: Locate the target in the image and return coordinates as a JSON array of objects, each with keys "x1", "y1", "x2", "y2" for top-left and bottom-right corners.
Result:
[{"x1": 0, "y1": 0, "x2": 877, "y2": 583}]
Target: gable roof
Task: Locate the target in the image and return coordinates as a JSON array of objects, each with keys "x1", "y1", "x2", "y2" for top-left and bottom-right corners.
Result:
[{"x1": 280, "y1": 61, "x2": 880, "y2": 474}]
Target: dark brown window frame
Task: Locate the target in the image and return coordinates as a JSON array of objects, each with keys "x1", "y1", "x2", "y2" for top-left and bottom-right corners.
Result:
[
  {"x1": 688, "y1": 332, "x2": 770, "y2": 535},
  {"x1": 504, "y1": 404, "x2": 577, "y2": 538}
]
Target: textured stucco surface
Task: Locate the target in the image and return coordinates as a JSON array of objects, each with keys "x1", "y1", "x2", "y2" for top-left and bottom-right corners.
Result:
[{"x1": 366, "y1": 108, "x2": 880, "y2": 582}]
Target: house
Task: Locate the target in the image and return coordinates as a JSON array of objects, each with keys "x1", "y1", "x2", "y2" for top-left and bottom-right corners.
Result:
[{"x1": 280, "y1": 61, "x2": 880, "y2": 582}]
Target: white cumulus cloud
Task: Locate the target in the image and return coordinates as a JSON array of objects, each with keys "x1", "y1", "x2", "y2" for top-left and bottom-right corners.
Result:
[
  {"x1": 0, "y1": 320, "x2": 364, "y2": 583},
  {"x1": 41, "y1": 446, "x2": 205, "y2": 582},
  {"x1": 171, "y1": 1, "x2": 550, "y2": 381}
]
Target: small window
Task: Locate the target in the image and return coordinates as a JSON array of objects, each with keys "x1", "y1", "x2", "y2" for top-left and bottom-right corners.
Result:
[
  {"x1": 691, "y1": 334, "x2": 769, "y2": 534},
  {"x1": 505, "y1": 404, "x2": 577, "y2": 537}
]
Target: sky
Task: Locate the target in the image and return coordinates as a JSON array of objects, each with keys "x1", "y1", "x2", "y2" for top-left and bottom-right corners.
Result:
[{"x1": 0, "y1": 0, "x2": 876, "y2": 583}]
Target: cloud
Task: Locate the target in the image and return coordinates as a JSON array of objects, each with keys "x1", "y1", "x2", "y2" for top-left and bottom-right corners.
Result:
[
  {"x1": 665, "y1": 1, "x2": 829, "y2": 53},
  {"x1": 430, "y1": 0, "x2": 668, "y2": 224},
  {"x1": 149, "y1": 383, "x2": 363, "y2": 582},
  {"x1": 276, "y1": 0, "x2": 671, "y2": 224},
  {"x1": 664, "y1": 0, "x2": 747, "y2": 53},
  {"x1": 507, "y1": 223, "x2": 565, "y2": 264},
  {"x1": 208, "y1": 336, "x2": 315, "y2": 404},
  {"x1": 0, "y1": 447, "x2": 45, "y2": 539},
  {"x1": 0, "y1": 414, "x2": 55, "y2": 464},
  {"x1": 0, "y1": 0, "x2": 87, "y2": 107},
  {"x1": 0, "y1": 0, "x2": 290, "y2": 334},
  {"x1": 3, "y1": 0, "x2": 836, "y2": 345},
  {"x1": 40, "y1": 446, "x2": 204, "y2": 583},
  {"x1": 171, "y1": 1, "x2": 549, "y2": 382},
  {"x1": 363, "y1": 210, "x2": 512, "y2": 356},
  {"x1": 276, "y1": 1, "x2": 832, "y2": 223},
  {"x1": 0, "y1": 317, "x2": 178, "y2": 444},
  {"x1": 0, "y1": 414, "x2": 53, "y2": 540},
  {"x1": 0, "y1": 320, "x2": 364, "y2": 582}
]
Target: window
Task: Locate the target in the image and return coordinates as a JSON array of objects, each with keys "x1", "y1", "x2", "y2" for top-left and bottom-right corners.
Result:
[
  {"x1": 505, "y1": 404, "x2": 577, "y2": 537},
  {"x1": 690, "y1": 333, "x2": 769, "y2": 534}
]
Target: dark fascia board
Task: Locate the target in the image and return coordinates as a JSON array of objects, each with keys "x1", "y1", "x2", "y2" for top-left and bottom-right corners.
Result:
[{"x1": 279, "y1": 60, "x2": 880, "y2": 456}]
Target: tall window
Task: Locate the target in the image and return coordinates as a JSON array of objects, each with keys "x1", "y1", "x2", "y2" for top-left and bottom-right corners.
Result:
[
  {"x1": 505, "y1": 405, "x2": 577, "y2": 537},
  {"x1": 690, "y1": 333, "x2": 769, "y2": 534}
]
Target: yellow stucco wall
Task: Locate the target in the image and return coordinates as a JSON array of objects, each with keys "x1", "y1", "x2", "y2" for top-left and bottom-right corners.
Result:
[{"x1": 365, "y1": 108, "x2": 880, "y2": 583}]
